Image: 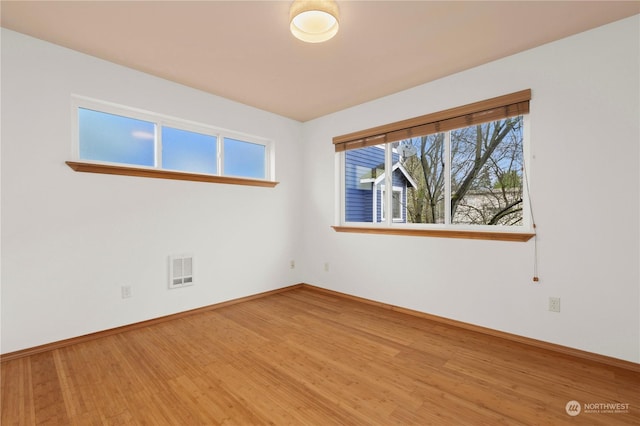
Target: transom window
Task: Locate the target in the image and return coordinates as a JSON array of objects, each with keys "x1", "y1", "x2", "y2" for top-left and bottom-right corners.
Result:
[
  {"x1": 335, "y1": 90, "x2": 532, "y2": 235},
  {"x1": 72, "y1": 97, "x2": 273, "y2": 181}
]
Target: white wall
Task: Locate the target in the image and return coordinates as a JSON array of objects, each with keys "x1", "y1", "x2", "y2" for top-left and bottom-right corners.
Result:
[
  {"x1": 1, "y1": 29, "x2": 304, "y2": 354},
  {"x1": 300, "y1": 16, "x2": 640, "y2": 363}
]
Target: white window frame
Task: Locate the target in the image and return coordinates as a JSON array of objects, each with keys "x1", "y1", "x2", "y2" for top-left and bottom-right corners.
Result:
[
  {"x1": 71, "y1": 95, "x2": 274, "y2": 182},
  {"x1": 338, "y1": 115, "x2": 531, "y2": 234}
]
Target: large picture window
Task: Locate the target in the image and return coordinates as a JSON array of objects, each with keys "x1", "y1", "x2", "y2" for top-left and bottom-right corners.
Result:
[
  {"x1": 335, "y1": 90, "x2": 532, "y2": 238},
  {"x1": 72, "y1": 97, "x2": 273, "y2": 182}
]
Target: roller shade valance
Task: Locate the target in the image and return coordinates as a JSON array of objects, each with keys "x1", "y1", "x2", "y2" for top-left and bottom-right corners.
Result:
[{"x1": 333, "y1": 89, "x2": 531, "y2": 152}]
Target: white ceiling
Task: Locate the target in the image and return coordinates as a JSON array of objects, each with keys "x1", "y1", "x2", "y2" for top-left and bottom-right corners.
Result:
[{"x1": 2, "y1": 1, "x2": 638, "y2": 122}]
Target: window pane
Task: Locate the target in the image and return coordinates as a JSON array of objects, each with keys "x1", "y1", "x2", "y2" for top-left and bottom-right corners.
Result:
[
  {"x1": 162, "y1": 127, "x2": 217, "y2": 175},
  {"x1": 345, "y1": 146, "x2": 386, "y2": 223},
  {"x1": 382, "y1": 188, "x2": 403, "y2": 221},
  {"x1": 79, "y1": 108, "x2": 155, "y2": 167},
  {"x1": 223, "y1": 138, "x2": 266, "y2": 179},
  {"x1": 392, "y1": 190, "x2": 402, "y2": 220},
  {"x1": 397, "y1": 135, "x2": 445, "y2": 224},
  {"x1": 451, "y1": 117, "x2": 524, "y2": 226}
]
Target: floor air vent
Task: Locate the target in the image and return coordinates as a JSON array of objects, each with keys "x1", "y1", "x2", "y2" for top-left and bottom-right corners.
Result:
[{"x1": 169, "y1": 254, "x2": 194, "y2": 289}]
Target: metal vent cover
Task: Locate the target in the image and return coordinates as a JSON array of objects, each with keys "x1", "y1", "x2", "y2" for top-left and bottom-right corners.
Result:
[{"x1": 169, "y1": 254, "x2": 194, "y2": 289}]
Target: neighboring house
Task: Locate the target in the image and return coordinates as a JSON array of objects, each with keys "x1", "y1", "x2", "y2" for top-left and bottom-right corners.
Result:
[{"x1": 345, "y1": 145, "x2": 417, "y2": 223}]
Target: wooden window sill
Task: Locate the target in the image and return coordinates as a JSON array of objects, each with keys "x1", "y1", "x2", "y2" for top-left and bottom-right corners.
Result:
[
  {"x1": 332, "y1": 226, "x2": 535, "y2": 242},
  {"x1": 66, "y1": 161, "x2": 279, "y2": 188}
]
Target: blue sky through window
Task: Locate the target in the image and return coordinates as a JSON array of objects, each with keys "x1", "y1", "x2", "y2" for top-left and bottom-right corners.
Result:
[
  {"x1": 78, "y1": 105, "x2": 270, "y2": 180},
  {"x1": 79, "y1": 108, "x2": 155, "y2": 166},
  {"x1": 162, "y1": 127, "x2": 217, "y2": 174},
  {"x1": 224, "y1": 137, "x2": 266, "y2": 179}
]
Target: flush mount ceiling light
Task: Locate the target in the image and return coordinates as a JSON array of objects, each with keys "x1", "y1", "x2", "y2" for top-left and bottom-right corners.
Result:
[{"x1": 290, "y1": 0, "x2": 340, "y2": 43}]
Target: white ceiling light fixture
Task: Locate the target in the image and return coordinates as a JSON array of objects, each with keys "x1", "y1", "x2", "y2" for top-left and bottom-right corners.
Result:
[{"x1": 290, "y1": 0, "x2": 339, "y2": 43}]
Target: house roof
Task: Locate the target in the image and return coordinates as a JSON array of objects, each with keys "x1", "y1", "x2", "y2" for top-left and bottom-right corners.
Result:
[
  {"x1": 1, "y1": 1, "x2": 638, "y2": 122},
  {"x1": 360, "y1": 162, "x2": 418, "y2": 189}
]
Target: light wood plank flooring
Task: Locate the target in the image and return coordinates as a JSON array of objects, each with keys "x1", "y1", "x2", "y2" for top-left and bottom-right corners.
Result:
[{"x1": 2, "y1": 286, "x2": 639, "y2": 425}]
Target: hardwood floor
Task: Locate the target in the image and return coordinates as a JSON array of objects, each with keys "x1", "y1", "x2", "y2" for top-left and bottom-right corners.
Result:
[{"x1": 2, "y1": 286, "x2": 639, "y2": 425}]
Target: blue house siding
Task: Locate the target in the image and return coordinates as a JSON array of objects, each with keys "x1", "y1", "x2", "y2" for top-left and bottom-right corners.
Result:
[
  {"x1": 346, "y1": 187, "x2": 373, "y2": 222},
  {"x1": 345, "y1": 146, "x2": 411, "y2": 223},
  {"x1": 345, "y1": 147, "x2": 384, "y2": 222}
]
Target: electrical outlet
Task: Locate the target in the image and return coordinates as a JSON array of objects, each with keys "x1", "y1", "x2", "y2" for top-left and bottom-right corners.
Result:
[
  {"x1": 549, "y1": 297, "x2": 560, "y2": 313},
  {"x1": 290, "y1": 260, "x2": 295, "y2": 269},
  {"x1": 121, "y1": 285, "x2": 132, "y2": 299}
]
